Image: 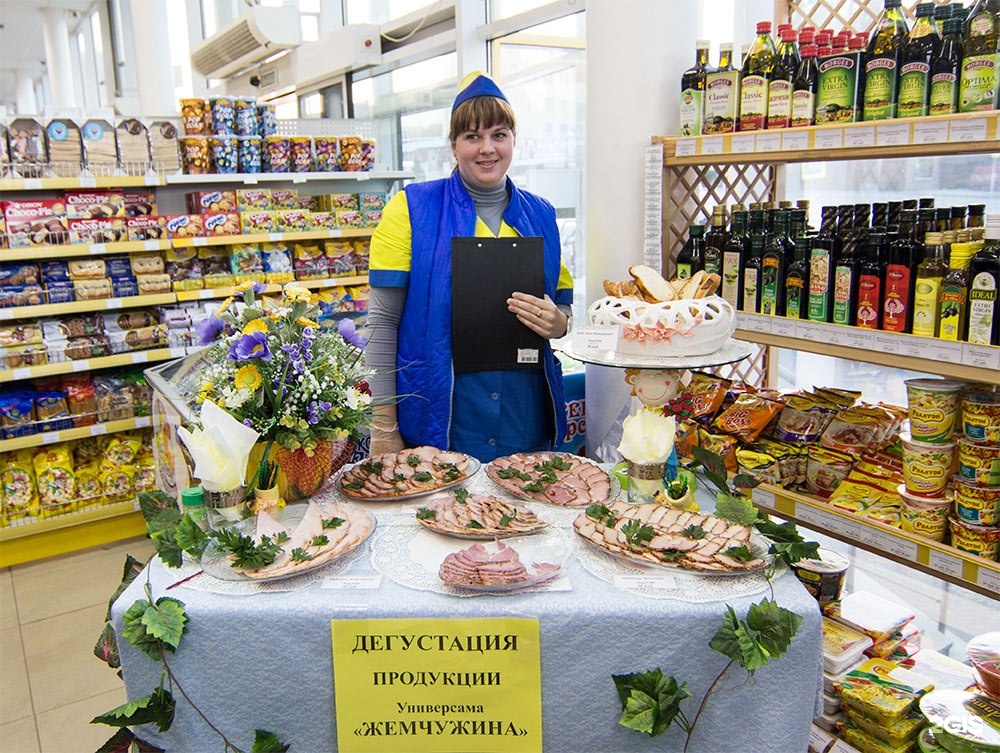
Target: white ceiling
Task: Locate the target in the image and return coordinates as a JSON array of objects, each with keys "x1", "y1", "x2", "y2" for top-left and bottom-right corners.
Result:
[{"x1": 0, "y1": 0, "x2": 97, "y2": 110}]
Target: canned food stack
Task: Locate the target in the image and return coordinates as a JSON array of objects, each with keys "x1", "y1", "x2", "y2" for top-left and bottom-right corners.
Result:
[{"x1": 902, "y1": 379, "x2": 1000, "y2": 560}]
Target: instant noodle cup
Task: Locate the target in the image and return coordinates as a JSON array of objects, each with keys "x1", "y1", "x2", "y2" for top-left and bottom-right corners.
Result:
[
  {"x1": 905, "y1": 378, "x2": 964, "y2": 443},
  {"x1": 179, "y1": 136, "x2": 210, "y2": 174},
  {"x1": 901, "y1": 432, "x2": 955, "y2": 497},
  {"x1": 966, "y1": 632, "x2": 1000, "y2": 701},
  {"x1": 791, "y1": 547, "x2": 850, "y2": 606},
  {"x1": 960, "y1": 391, "x2": 1000, "y2": 444},
  {"x1": 954, "y1": 480, "x2": 1000, "y2": 526},
  {"x1": 897, "y1": 484, "x2": 951, "y2": 541},
  {"x1": 958, "y1": 438, "x2": 1000, "y2": 487},
  {"x1": 948, "y1": 515, "x2": 1000, "y2": 560}
]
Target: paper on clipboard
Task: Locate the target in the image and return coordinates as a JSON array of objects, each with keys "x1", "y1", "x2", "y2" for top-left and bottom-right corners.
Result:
[{"x1": 451, "y1": 236, "x2": 545, "y2": 373}]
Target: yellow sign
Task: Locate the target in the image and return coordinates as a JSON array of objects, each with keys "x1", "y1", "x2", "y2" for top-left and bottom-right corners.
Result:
[{"x1": 331, "y1": 617, "x2": 542, "y2": 753}]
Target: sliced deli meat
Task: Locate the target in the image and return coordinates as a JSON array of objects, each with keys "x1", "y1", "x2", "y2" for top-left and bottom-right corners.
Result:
[
  {"x1": 486, "y1": 452, "x2": 612, "y2": 507},
  {"x1": 416, "y1": 490, "x2": 546, "y2": 538},
  {"x1": 438, "y1": 541, "x2": 558, "y2": 587},
  {"x1": 339, "y1": 446, "x2": 473, "y2": 499},
  {"x1": 573, "y1": 500, "x2": 765, "y2": 573}
]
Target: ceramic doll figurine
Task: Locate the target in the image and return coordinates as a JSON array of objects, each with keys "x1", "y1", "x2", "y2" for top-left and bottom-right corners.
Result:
[{"x1": 624, "y1": 368, "x2": 682, "y2": 409}]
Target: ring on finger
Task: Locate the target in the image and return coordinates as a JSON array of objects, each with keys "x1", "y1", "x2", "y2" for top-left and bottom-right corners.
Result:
[{"x1": 536, "y1": 308, "x2": 543, "y2": 317}]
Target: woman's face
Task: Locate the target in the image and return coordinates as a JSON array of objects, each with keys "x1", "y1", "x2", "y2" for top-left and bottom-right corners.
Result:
[{"x1": 451, "y1": 124, "x2": 514, "y2": 191}]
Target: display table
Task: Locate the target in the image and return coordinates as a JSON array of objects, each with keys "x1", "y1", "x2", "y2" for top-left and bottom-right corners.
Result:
[{"x1": 112, "y1": 486, "x2": 824, "y2": 753}]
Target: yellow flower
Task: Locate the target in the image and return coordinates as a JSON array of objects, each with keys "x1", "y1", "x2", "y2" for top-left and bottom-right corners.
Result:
[
  {"x1": 242, "y1": 318, "x2": 268, "y2": 336},
  {"x1": 215, "y1": 296, "x2": 236, "y2": 316},
  {"x1": 283, "y1": 283, "x2": 311, "y2": 303},
  {"x1": 234, "y1": 364, "x2": 263, "y2": 392},
  {"x1": 197, "y1": 381, "x2": 214, "y2": 403},
  {"x1": 235, "y1": 280, "x2": 257, "y2": 292},
  {"x1": 297, "y1": 317, "x2": 320, "y2": 329}
]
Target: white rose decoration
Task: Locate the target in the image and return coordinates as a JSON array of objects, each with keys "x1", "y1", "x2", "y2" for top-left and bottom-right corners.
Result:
[{"x1": 618, "y1": 409, "x2": 676, "y2": 464}]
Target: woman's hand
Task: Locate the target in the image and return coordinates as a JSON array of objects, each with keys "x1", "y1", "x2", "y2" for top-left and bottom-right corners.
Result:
[
  {"x1": 370, "y1": 425, "x2": 405, "y2": 456},
  {"x1": 508, "y1": 292, "x2": 569, "y2": 340}
]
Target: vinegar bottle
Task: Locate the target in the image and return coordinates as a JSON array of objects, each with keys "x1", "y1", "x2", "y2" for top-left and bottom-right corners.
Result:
[{"x1": 912, "y1": 231, "x2": 949, "y2": 337}]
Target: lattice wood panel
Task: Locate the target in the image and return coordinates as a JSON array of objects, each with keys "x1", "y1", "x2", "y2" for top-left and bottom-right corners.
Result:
[
  {"x1": 711, "y1": 342, "x2": 772, "y2": 387},
  {"x1": 786, "y1": 0, "x2": 949, "y2": 34}
]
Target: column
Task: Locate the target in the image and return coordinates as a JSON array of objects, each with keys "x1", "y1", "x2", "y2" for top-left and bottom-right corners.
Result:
[
  {"x1": 41, "y1": 7, "x2": 77, "y2": 107},
  {"x1": 584, "y1": 0, "x2": 702, "y2": 456},
  {"x1": 127, "y1": 0, "x2": 177, "y2": 114},
  {"x1": 15, "y1": 71, "x2": 38, "y2": 114}
]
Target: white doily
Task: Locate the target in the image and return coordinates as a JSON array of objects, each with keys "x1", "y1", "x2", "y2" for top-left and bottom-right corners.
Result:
[
  {"x1": 161, "y1": 544, "x2": 370, "y2": 595},
  {"x1": 368, "y1": 524, "x2": 574, "y2": 598},
  {"x1": 574, "y1": 535, "x2": 778, "y2": 603}
]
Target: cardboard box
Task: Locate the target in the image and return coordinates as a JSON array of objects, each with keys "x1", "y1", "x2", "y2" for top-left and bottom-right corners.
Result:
[
  {"x1": 64, "y1": 190, "x2": 124, "y2": 219},
  {"x1": 186, "y1": 190, "x2": 237, "y2": 215}
]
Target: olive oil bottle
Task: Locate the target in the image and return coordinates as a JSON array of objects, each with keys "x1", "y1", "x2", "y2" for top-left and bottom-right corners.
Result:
[
  {"x1": 785, "y1": 236, "x2": 811, "y2": 319},
  {"x1": 768, "y1": 29, "x2": 799, "y2": 129},
  {"x1": 680, "y1": 40, "x2": 710, "y2": 136},
  {"x1": 809, "y1": 206, "x2": 841, "y2": 322},
  {"x1": 959, "y1": 0, "x2": 1000, "y2": 112},
  {"x1": 741, "y1": 207, "x2": 767, "y2": 312},
  {"x1": 703, "y1": 205, "x2": 730, "y2": 276},
  {"x1": 857, "y1": 232, "x2": 888, "y2": 329},
  {"x1": 676, "y1": 224, "x2": 706, "y2": 279},
  {"x1": 938, "y1": 236, "x2": 977, "y2": 340},
  {"x1": 739, "y1": 22, "x2": 777, "y2": 131},
  {"x1": 966, "y1": 215, "x2": 1000, "y2": 345},
  {"x1": 816, "y1": 43, "x2": 863, "y2": 123},
  {"x1": 898, "y1": 3, "x2": 941, "y2": 117},
  {"x1": 912, "y1": 232, "x2": 949, "y2": 336},
  {"x1": 704, "y1": 43, "x2": 740, "y2": 134},
  {"x1": 883, "y1": 209, "x2": 924, "y2": 332},
  {"x1": 761, "y1": 209, "x2": 793, "y2": 315},
  {"x1": 792, "y1": 43, "x2": 820, "y2": 126},
  {"x1": 721, "y1": 207, "x2": 749, "y2": 311},
  {"x1": 930, "y1": 17, "x2": 965, "y2": 115},
  {"x1": 864, "y1": 0, "x2": 910, "y2": 121}
]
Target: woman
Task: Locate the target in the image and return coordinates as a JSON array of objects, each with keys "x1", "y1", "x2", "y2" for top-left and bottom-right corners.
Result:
[{"x1": 365, "y1": 71, "x2": 573, "y2": 461}]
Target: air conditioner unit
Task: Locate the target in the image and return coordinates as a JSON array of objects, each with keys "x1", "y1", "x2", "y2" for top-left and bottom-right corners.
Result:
[{"x1": 191, "y1": 6, "x2": 302, "y2": 80}]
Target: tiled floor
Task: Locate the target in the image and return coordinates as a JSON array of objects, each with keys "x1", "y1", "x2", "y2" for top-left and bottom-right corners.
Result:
[{"x1": 0, "y1": 535, "x2": 155, "y2": 753}]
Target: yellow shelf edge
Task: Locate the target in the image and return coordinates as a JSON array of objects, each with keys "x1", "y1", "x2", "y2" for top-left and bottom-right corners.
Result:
[
  {"x1": 2, "y1": 239, "x2": 171, "y2": 262},
  {"x1": 0, "y1": 506, "x2": 146, "y2": 567},
  {"x1": 0, "y1": 175, "x2": 166, "y2": 191},
  {"x1": 0, "y1": 415, "x2": 152, "y2": 453},
  {"x1": 0, "y1": 293, "x2": 178, "y2": 321},
  {"x1": 170, "y1": 227, "x2": 372, "y2": 249},
  {"x1": 174, "y1": 275, "x2": 369, "y2": 302},
  {"x1": 0, "y1": 347, "x2": 185, "y2": 383}
]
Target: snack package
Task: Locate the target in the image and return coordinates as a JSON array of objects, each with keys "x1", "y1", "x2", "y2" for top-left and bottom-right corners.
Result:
[
  {"x1": 270, "y1": 189, "x2": 299, "y2": 209},
  {"x1": 126, "y1": 215, "x2": 169, "y2": 241},
  {"x1": 833, "y1": 659, "x2": 933, "y2": 726},
  {"x1": 123, "y1": 192, "x2": 157, "y2": 217},
  {"x1": 239, "y1": 211, "x2": 275, "y2": 234},
  {"x1": 696, "y1": 427, "x2": 738, "y2": 472},
  {"x1": 103, "y1": 310, "x2": 159, "y2": 332},
  {"x1": 359, "y1": 191, "x2": 386, "y2": 210},
  {"x1": 33, "y1": 445, "x2": 77, "y2": 517},
  {"x1": 712, "y1": 393, "x2": 784, "y2": 442},
  {"x1": 64, "y1": 190, "x2": 125, "y2": 220},
  {"x1": 198, "y1": 248, "x2": 233, "y2": 287},
  {"x1": 94, "y1": 375, "x2": 134, "y2": 421},
  {"x1": 102, "y1": 433, "x2": 142, "y2": 466},
  {"x1": 825, "y1": 593, "x2": 916, "y2": 644},
  {"x1": 42, "y1": 315, "x2": 103, "y2": 340},
  {"x1": 335, "y1": 209, "x2": 363, "y2": 229},
  {"x1": 236, "y1": 188, "x2": 272, "y2": 212},
  {"x1": 262, "y1": 243, "x2": 294, "y2": 283},
  {"x1": 75, "y1": 460, "x2": 104, "y2": 509},
  {"x1": 736, "y1": 448, "x2": 780, "y2": 485},
  {"x1": 1, "y1": 450, "x2": 39, "y2": 520},
  {"x1": 311, "y1": 211, "x2": 336, "y2": 229},
  {"x1": 293, "y1": 243, "x2": 328, "y2": 280},
  {"x1": 0, "y1": 393, "x2": 36, "y2": 440},
  {"x1": 0, "y1": 342, "x2": 49, "y2": 368},
  {"x1": 321, "y1": 193, "x2": 359, "y2": 211},
  {"x1": 165, "y1": 214, "x2": 205, "y2": 239},
  {"x1": 820, "y1": 408, "x2": 886, "y2": 457},
  {"x1": 229, "y1": 244, "x2": 264, "y2": 275},
  {"x1": 164, "y1": 247, "x2": 204, "y2": 290},
  {"x1": 72, "y1": 435, "x2": 102, "y2": 465},
  {"x1": 275, "y1": 209, "x2": 313, "y2": 233},
  {"x1": 186, "y1": 190, "x2": 237, "y2": 215},
  {"x1": 34, "y1": 391, "x2": 73, "y2": 432},
  {"x1": 0, "y1": 264, "x2": 41, "y2": 287},
  {"x1": 0, "y1": 321, "x2": 42, "y2": 347},
  {"x1": 324, "y1": 240, "x2": 357, "y2": 276},
  {"x1": 128, "y1": 253, "x2": 165, "y2": 277},
  {"x1": 5, "y1": 199, "x2": 69, "y2": 247},
  {"x1": 100, "y1": 461, "x2": 134, "y2": 503},
  {"x1": 684, "y1": 372, "x2": 731, "y2": 422},
  {"x1": 204, "y1": 213, "x2": 241, "y2": 237},
  {"x1": 63, "y1": 376, "x2": 97, "y2": 427},
  {"x1": 804, "y1": 445, "x2": 855, "y2": 498}
]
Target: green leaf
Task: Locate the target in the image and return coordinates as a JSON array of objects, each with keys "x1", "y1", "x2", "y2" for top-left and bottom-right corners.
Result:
[
  {"x1": 140, "y1": 597, "x2": 188, "y2": 652},
  {"x1": 709, "y1": 600, "x2": 801, "y2": 674},
  {"x1": 94, "y1": 728, "x2": 167, "y2": 753},
  {"x1": 612, "y1": 669, "x2": 690, "y2": 738},
  {"x1": 498, "y1": 514, "x2": 513, "y2": 527},
  {"x1": 173, "y1": 514, "x2": 208, "y2": 559},
  {"x1": 465, "y1": 520, "x2": 485, "y2": 529},
  {"x1": 415, "y1": 507, "x2": 436, "y2": 520},
  {"x1": 105, "y1": 554, "x2": 146, "y2": 622},
  {"x1": 522, "y1": 480, "x2": 544, "y2": 493},
  {"x1": 658, "y1": 549, "x2": 685, "y2": 562},
  {"x1": 406, "y1": 455, "x2": 421, "y2": 467},
  {"x1": 210, "y1": 528, "x2": 281, "y2": 570},
  {"x1": 94, "y1": 622, "x2": 120, "y2": 669},
  {"x1": 585, "y1": 503, "x2": 616, "y2": 527},
  {"x1": 291, "y1": 548, "x2": 314, "y2": 562},
  {"x1": 745, "y1": 599, "x2": 802, "y2": 662},
  {"x1": 150, "y1": 530, "x2": 183, "y2": 569},
  {"x1": 754, "y1": 518, "x2": 820, "y2": 567},
  {"x1": 92, "y1": 687, "x2": 175, "y2": 733},
  {"x1": 620, "y1": 689, "x2": 661, "y2": 736},
  {"x1": 412, "y1": 471, "x2": 433, "y2": 482},
  {"x1": 274, "y1": 531, "x2": 290, "y2": 544},
  {"x1": 732, "y1": 472, "x2": 761, "y2": 492},
  {"x1": 714, "y1": 493, "x2": 759, "y2": 526},
  {"x1": 550, "y1": 456, "x2": 573, "y2": 471},
  {"x1": 120, "y1": 600, "x2": 162, "y2": 661},
  {"x1": 681, "y1": 524, "x2": 706, "y2": 540},
  {"x1": 722, "y1": 545, "x2": 755, "y2": 563},
  {"x1": 708, "y1": 605, "x2": 743, "y2": 664},
  {"x1": 137, "y1": 491, "x2": 177, "y2": 526},
  {"x1": 690, "y1": 446, "x2": 730, "y2": 495},
  {"x1": 621, "y1": 520, "x2": 655, "y2": 548},
  {"x1": 252, "y1": 729, "x2": 291, "y2": 753},
  {"x1": 321, "y1": 517, "x2": 345, "y2": 529},
  {"x1": 311, "y1": 535, "x2": 329, "y2": 547},
  {"x1": 453, "y1": 487, "x2": 470, "y2": 504}
]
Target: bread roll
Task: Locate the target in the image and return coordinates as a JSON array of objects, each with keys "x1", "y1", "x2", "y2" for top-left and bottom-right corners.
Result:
[{"x1": 629, "y1": 265, "x2": 676, "y2": 303}]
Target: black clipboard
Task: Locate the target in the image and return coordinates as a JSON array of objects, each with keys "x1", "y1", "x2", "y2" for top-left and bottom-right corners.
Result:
[{"x1": 451, "y1": 236, "x2": 545, "y2": 373}]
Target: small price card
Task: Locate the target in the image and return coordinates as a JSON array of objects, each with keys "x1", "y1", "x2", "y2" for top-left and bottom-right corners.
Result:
[
  {"x1": 794, "y1": 321, "x2": 823, "y2": 342},
  {"x1": 105, "y1": 298, "x2": 123, "y2": 310},
  {"x1": 328, "y1": 228, "x2": 343, "y2": 238},
  {"x1": 72, "y1": 359, "x2": 90, "y2": 372},
  {"x1": 751, "y1": 487, "x2": 776, "y2": 510},
  {"x1": 675, "y1": 139, "x2": 697, "y2": 157},
  {"x1": 756, "y1": 132, "x2": 782, "y2": 152},
  {"x1": 963, "y1": 343, "x2": 1000, "y2": 370},
  {"x1": 79, "y1": 176, "x2": 97, "y2": 188},
  {"x1": 244, "y1": 175, "x2": 259, "y2": 185},
  {"x1": 876, "y1": 122, "x2": 910, "y2": 146},
  {"x1": 771, "y1": 318, "x2": 797, "y2": 337},
  {"x1": 90, "y1": 243, "x2": 106, "y2": 255},
  {"x1": 979, "y1": 566, "x2": 1000, "y2": 595},
  {"x1": 859, "y1": 528, "x2": 917, "y2": 561},
  {"x1": 192, "y1": 237, "x2": 208, "y2": 246},
  {"x1": 782, "y1": 131, "x2": 809, "y2": 151},
  {"x1": 268, "y1": 232, "x2": 283, "y2": 242},
  {"x1": 810, "y1": 725, "x2": 836, "y2": 753},
  {"x1": 949, "y1": 117, "x2": 987, "y2": 142},
  {"x1": 144, "y1": 174, "x2": 160, "y2": 186},
  {"x1": 841, "y1": 328, "x2": 875, "y2": 351},
  {"x1": 872, "y1": 332, "x2": 902, "y2": 354},
  {"x1": 929, "y1": 549, "x2": 964, "y2": 579},
  {"x1": 11, "y1": 368, "x2": 31, "y2": 380},
  {"x1": 91, "y1": 423, "x2": 108, "y2": 436},
  {"x1": 923, "y1": 340, "x2": 964, "y2": 363},
  {"x1": 829, "y1": 740, "x2": 865, "y2": 753},
  {"x1": 701, "y1": 136, "x2": 723, "y2": 155},
  {"x1": 845, "y1": 125, "x2": 875, "y2": 148},
  {"x1": 322, "y1": 574, "x2": 383, "y2": 590},
  {"x1": 913, "y1": 119, "x2": 949, "y2": 144},
  {"x1": 614, "y1": 573, "x2": 678, "y2": 590},
  {"x1": 42, "y1": 431, "x2": 60, "y2": 444},
  {"x1": 814, "y1": 128, "x2": 843, "y2": 150},
  {"x1": 24, "y1": 179, "x2": 43, "y2": 190},
  {"x1": 731, "y1": 134, "x2": 756, "y2": 153},
  {"x1": 292, "y1": 174, "x2": 308, "y2": 183},
  {"x1": 571, "y1": 326, "x2": 617, "y2": 357},
  {"x1": 131, "y1": 352, "x2": 150, "y2": 364},
  {"x1": 0, "y1": 310, "x2": 13, "y2": 321},
  {"x1": 143, "y1": 240, "x2": 161, "y2": 251}
]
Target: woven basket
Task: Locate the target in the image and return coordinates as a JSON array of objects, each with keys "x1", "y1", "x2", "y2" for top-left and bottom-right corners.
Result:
[{"x1": 587, "y1": 295, "x2": 735, "y2": 357}]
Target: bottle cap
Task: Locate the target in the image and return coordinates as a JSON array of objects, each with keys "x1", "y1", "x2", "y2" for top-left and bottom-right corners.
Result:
[
  {"x1": 756, "y1": 21, "x2": 772, "y2": 33},
  {"x1": 780, "y1": 28, "x2": 798, "y2": 42},
  {"x1": 720, "y1": 42, "x2": 734, "y2": 51},
  {"x1": 799, "y1": 28, "x2": 816, "y2": 44},
  {"x1": 942, "y1": 17, "x2": 963, "y2": 33},
  {"x1": 689, "y1": 224, "x2": 705, "y2": 235},
  {"x1": 915, "y1": 2, "x2": 935, "y2": 16},
  {"x1": 696, "y1": 39, "x2": 711, "y2": 49},
  {"x1": 924, "y1": 231, "x2": 944, "y2": 244},
  {"x1": 181, "y1": 487, "x2": 206, "y2": 507}
]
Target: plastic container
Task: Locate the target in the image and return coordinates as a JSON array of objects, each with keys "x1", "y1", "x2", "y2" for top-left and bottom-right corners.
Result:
[
  {"x1": 957, "y1": 438, "x2": 1000, "y2": 487},
  {"x1": 919, "y1": 690, "x2": 1000, "y2": 752},
  {"x1": 966, "y1": 632, "x2": 1000, "y2": 701},
  {"x1": 961, "y1": 392, "x2": 1000, "y2": 444},
  {"x1": 954, "y1": 480, "x2": 1000, "y2": 526},
  {"x1": 901, "y1": 432, "x2": 957, "y2": 496},
  {"x1": 898, "y1": 484, "x2": 952, "y2": 541},
  {"x1": 948, "y1": 516, "x2": 1000, "y2": 560},
  {"x1": 179, "y1": 136, "x2": 210, "y2": 174},
  {"x1": 822, "y1": 616, "x2": 874, "y2": 674},
  {"x1": 825, "y1": 592, "x2": 916, "y2": 644},
  {"x1": 835, "y1": 658, "x2": 934, "y2": 726},
  {"x1": 917, "y1": 727, "x2": 948, "y2": 753},
  {"x1": 792, "y1": 547, "x2": 851, "y2": 605},
  {"x1": 905, "y1": 378, "x2": 964, "y2": 443}
]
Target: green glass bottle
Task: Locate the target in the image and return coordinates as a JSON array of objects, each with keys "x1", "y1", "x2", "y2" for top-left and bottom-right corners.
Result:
[
  {"x1": 676, "y1": 224, "x2": 706, "y2": 279},
  {"x1": 930, "y1": 17, "x2": 965, "y2": 115},
  {"x1": 768, "y1": 28, "x2": 800, "y2": 128},
  {"x1": 785, "y1": 236, "x2": 811, "y2": 319},
  {"x1": 680, "y1": 40, "x2": 710, "y2": 136},
  {"x1": 864, "y1": 0, "x2": 910, "y2": 120},
  {"x1": 761, "y1": 209, "x2": 793, "y2": 316},
  {"x1": 703, "y1": 205, "x2": 729, "y2": 277},
  {"x1": 899, "y1": 2, "x2": 941, "y2": 117},
  {"x1": 741, "y1": 207, "x2": 767, "y2": 312},
  {"x1": 704, "y1": 43, "x2": 740, "y2": 134},
  {"x1": 739, "y1": 22, "x2": 777, "y2": 131},
  {"x1": 960, "y1": 0, "x2": 1000, "y2": 111},
  {"x1": 721, "y1": 207, "x2": 749, "y2": 311},
  {"x1": 966, "y1": 215, "x2": 1000, "y2": 345}
]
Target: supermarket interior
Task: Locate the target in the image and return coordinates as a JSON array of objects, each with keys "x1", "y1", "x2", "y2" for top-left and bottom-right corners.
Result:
[{"x1": 0, "y1": 0, "x2": 999, "y2": 752}]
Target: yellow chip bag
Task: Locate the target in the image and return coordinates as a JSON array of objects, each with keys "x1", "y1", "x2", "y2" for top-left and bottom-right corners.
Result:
[
  {"x1": 1, "y1": 450, "x2": 39, "y2": 520},
  {"x1": 32, "y1": 445, "x2": 76, "y2": 517}
]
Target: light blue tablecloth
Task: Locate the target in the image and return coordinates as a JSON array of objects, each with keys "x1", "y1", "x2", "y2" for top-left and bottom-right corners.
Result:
[{"x1": 113, "y1": 499, "x2": 824, "y2": 753}]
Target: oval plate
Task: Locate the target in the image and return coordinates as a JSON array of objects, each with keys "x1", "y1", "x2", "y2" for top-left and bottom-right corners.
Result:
[
  {"x1": 415, "y1": 491, "x2": 548, "y2": 539},
  {"x1": 338, "y1": 456, "x2": 481, "y2": 502},
  {"x1": 439, "y1": 536, "x2": 573, "y2": 592},
  {"x1": 484, "y1": 453, "x2": 620, "y2": 507}
]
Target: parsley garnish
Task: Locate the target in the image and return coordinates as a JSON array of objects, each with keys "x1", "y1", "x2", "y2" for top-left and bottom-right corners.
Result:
[
  {"x1": 442, "y1": 465, "x2": 461, "y2": 482},
  {"x1": 274, "y1": 531, "x2": 290, "y2": 545},
  {"x1": 722, "y1": 545, "x2": 755, "y2": 563},
  {"x1": 290, "y1": 548, "x2": 314, "y2": 563},
  {"x1": 522, "y1": 480, "x2": 544, "y2": 493},
  {"x1": 415, "y1": 507, "x2": 437, "y2": 520},
  {"x1": 361, "y1": 461, "x2": 383, "y2": 475},
  {"x1": 497, "y1": 467, "x2": 531, "y2": 481},
  {"x1": 210, "y1": 528, "x2": 281, "y2": 571},
  {"x1": 682, "y1": 525, "x2": 706, "y2": 540},
  {"x1": 412, "y1": 471, "x2": 433, "y2": 483},
  {"x1": 550, "y1": 456, "x2": 573, "y2": 471},
  {"x1": 407, "y1": 455, "x2": 421, "y2": 467},
  {"x1": 621, "y1": 520, "x2": 655, "y2": 548},
  {"x1": 311, "y1": 535, "x2": 329, "y2": 547},
  {"x1": 453, "y1": 487, "x2": 469, "y2": 504},
  {"x1": 586, "y1": 503, "x2": 617, "y2": 528},
  {"x1": 465, "y1": 520, "x2": 485, "y2": 530},
  {"x1": 658, "y1": 549, "x2": 685, "y2": 562},
  {"x1": 498, "y1": 513, "x2": 514, "y2": 527},
  {"x1": 321, "y1": 517, "x2": 344, "y2": 529},
  {"x1": 343, "y1": 478, "x2": 364, "y2": 490}
]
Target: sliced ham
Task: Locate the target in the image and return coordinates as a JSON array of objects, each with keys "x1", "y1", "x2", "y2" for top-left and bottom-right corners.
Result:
[{"x1": 486, "y1": 452, "x2": 613, "y2": 507}]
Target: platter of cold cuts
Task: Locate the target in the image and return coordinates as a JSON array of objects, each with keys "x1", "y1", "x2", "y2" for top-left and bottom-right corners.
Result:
[
  {"x1": 573, "y1": 500, "x2": 769, "y2": 576},
  {"x1": 338, "y1": 446, "x2": 479, "y2": 501},
  {"x1": 438, "y1": 537, "x2": 571, "y2": 592},
  {"x1": 485, "y1": 452, "x2": 617, "y2": 507},
  {"x1": 200, "y1": 499, "x2": 375, "y2": 582},
  {"x1": 415, "y1": 490, "x2": 548, "y2": 539}
]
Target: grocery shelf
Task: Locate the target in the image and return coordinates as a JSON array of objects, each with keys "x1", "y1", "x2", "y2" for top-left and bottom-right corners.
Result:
[
  {"x1": 170, "y1": 227, "x2": 372, "y2": 249},
  {"x1": 174, "y1": 274, "x2": 368, "y2": 302},
  {"x1": 162, "y1": 170, "x2": 413, "y2": 185},
  {"x1": 0, "y1": 293, "x2": 177, "y2": 321},
  {"x1": 654, "y1": 111, "x2": 1000, "y2": 166},
  {"x1": 734, "y1": 314, "x2": 1000, "y2": 386},
  {"x1": 0, "y1": 415, "x2": 152, "y2": 453},
  {"x1": 0, "y1": 174, "x2": 166, "y2": 191},
  {"x1": 3, "y1": 238, "x2": 171, "y2": 262},
  {"x1": 0, "y1": 346, "x2": 188, "y2": 383},
  {"x1": 751, "y1": 484, "x2": 1000, "y2": 599},
  {"x1": 0, "y1": 499, "x2": 146, "y2": 568}
]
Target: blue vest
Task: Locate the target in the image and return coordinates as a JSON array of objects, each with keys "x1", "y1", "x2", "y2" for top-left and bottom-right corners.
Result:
[{"x1": 397, "y1": 172, "x2": 567, "y2": 451}]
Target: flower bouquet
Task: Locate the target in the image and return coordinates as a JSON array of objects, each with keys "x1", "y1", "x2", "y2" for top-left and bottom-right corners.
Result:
[{"x1": 194, "y1": 281, "x2": 373, "y2": 503}]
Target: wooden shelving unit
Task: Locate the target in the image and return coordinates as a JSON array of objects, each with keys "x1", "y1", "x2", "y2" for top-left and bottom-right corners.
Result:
[
  {"x1": 0, "y1": 415, "x2": 152, "y2": 453},
  {"x1": 0, "y1": 346, "x2": 188, "y2": 383}
]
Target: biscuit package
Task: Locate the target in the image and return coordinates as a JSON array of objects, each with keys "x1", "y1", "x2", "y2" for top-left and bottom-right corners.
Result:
[
  {"x1": 1, "y1": 450, "x2": 39, "y2": 521},
  {"x1": 33, "y1": 445, "x2": 76, "y2": 518}
]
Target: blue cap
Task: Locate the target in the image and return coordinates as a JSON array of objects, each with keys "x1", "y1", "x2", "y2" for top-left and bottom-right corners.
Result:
[{"x1": 452, "y1": 71, "x2": 509, "y2": 112}]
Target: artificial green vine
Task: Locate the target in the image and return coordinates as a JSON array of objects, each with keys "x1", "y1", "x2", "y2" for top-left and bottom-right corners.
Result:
[{"x1": 92, "y1": 491, "x2": 289, "y2": 753}]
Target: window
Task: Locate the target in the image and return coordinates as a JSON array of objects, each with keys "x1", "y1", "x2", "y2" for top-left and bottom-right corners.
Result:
[
  {"x1": 345, "y1": 0, "x2": 433, "y2": 25},
  {"x1": 488, "y1": 0, "x2": 557, "y2": 20}
]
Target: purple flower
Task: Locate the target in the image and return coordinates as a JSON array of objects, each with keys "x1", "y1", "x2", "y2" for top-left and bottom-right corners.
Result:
[
  {"x1": 228, "y1": 331, "x2": 272, "y2": 362},
  {"x1": 196, "y1": 316, "x2": 225, "y2": 345},
  {"x1": 307, "y1": 400, "x2": 327, "y2": 425},
  {"x1": 338, "y1": 318, "x2": 368, "y2": 349},
  {"x1": 250, "y1": 281, "x2": 267, "y2": 295}
]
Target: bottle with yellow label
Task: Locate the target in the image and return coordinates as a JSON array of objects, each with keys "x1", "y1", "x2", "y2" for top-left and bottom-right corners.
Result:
[
  {"x1": 913, "y1": 231, "x2": 949, "y2": 337},
  {"x1": 938, "y1": 237, "x2": 980, "y2": 340},
  {"x1": 960, "y1": 0, "x2": 1000, "y2": 112}
]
